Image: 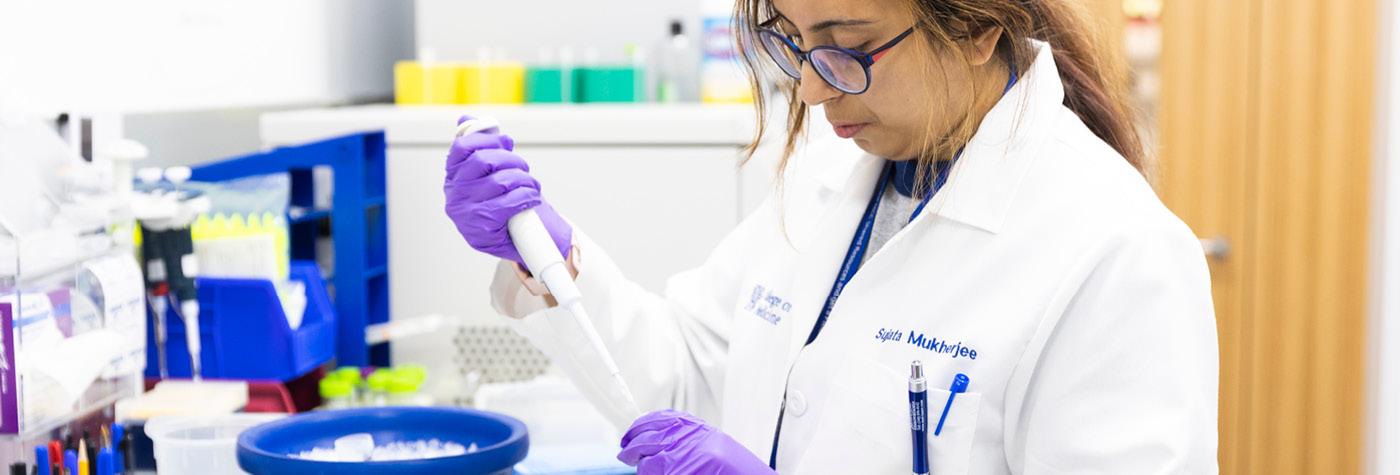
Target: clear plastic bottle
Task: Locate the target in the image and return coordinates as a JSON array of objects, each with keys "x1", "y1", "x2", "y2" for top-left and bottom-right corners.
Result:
[
  {"x1": 657, "y1": 19, "x2": 699, "y2": 102},
  {"x1": 319, "y1": 378, "x2": 353, "y2": 410},
  {"x1": 386, "y1": 373, "x2": 422, "y2": 407},
  {"x1": 331, "y1": 367, "x2": 364, "y2": 406},
  {"x1": 367, "y1": 369, "x2": 393, "y2": 406}
]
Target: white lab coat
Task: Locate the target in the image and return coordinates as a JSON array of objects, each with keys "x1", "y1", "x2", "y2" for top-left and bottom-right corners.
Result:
[{"x1": 490, "y1": 42, "x2": 1219, "y2": 474}]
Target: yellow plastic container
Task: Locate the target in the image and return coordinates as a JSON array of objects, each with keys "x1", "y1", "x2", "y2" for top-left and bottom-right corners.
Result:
[
  {"x1": 461, "y1": 62, "x2": 526, "y2": 104},
  {"x1": 395, "y1": 61, "x2": 463, "y2": 104},
  {"x1": 701, "y1": 83, "x2": 754, "y2": 104},
  {"x1": 394, "y1": 61, "x2": 425, "y2": 104}
]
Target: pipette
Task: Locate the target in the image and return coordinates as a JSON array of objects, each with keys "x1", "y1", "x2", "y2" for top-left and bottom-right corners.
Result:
[
  {"x1": 136, "y1": 167, "x2": 170, "y2": 379},
  {"x1": 454, "y1": 118, "x2": 641, "y2": 418},
  {"x1": 165, "y1": 166, "x2": 202, "y2": 380}
]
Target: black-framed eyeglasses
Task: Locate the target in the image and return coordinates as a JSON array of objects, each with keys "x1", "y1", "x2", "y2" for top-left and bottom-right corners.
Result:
[{"x1": 756, "y1": 26, "x2": 915, "y2": 95}]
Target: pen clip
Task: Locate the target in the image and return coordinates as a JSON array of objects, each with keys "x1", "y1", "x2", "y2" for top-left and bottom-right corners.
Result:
[{"x1": 935, "y1": 373, "x2": 970, "y2": 436}]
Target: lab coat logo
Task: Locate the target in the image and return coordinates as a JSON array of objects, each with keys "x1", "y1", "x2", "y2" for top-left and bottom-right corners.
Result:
[{"x1": 744, "y1": 284, "x2": 791, "y2": 325}]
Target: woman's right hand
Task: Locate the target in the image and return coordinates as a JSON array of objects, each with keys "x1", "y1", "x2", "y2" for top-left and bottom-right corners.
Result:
[{"x1": 443, "y1": 115, "x2": 573, "y2": 266}]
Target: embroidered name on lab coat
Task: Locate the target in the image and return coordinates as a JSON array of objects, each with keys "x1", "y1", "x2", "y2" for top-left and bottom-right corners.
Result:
[
  {"x1": 744, "y1": 284, "x2": 791, "y2": 325},
  {"x1": 875, "y1": 328, "x2": 979, "y2": 360}
]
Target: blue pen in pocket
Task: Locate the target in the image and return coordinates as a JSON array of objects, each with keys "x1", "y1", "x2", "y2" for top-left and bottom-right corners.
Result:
[
  {"x1": 936, "y1": 373, "x2": 971, "y2": 436},
  {"x1": 909, "y1": 361, "x2": 929, "y2": 475}
]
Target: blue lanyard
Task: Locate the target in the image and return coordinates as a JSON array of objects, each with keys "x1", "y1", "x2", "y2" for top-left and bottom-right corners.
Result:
[
  {"x1": 804, "y1": 159, "x2": 954, "y2": 345},
  {"x1": 803, "y1": 67, "x2": 1017, "y2": 346},
  {"x1": 905, "y1": 158, "x2": 958, "y2": 222}
]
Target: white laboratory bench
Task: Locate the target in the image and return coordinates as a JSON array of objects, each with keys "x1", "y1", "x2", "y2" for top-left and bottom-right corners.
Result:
[{"x1": 259, "y1": 104, "x2": 777, "y2": 384}]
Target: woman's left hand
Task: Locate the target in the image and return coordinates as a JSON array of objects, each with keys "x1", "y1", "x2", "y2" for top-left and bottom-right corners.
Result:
[
  {"x1": 442, "y1": 115, "x2": 572, "y2": 265},
  {"x1": 618, "y1": 410, "x2": 775, "y2": 475}
]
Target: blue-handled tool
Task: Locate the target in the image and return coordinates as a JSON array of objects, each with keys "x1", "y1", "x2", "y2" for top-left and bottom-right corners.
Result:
[{"x1": 935, "y1": 373, "x2": 970, "y2": 436}]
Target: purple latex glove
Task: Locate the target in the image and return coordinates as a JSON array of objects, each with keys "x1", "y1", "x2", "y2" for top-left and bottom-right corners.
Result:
[
  {"x1": 618, "y1": 410, "x2": 775, "y2": 475},
  {"x1": 443, "y1": 115, "x2": 573, "y2": 265}
]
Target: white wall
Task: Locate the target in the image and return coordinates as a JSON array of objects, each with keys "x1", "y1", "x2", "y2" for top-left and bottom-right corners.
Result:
[
  {"x1": 0, "y1": 0, "x2": 413, "y2": 115},
  {"x1": 414, "y1": 0, "x2": 700, "y2": 65},
  {"x1": 1369, "y1": 0, "x2": 1400, "y2": 472},
  {"x1": 0, "y1": 0, "x2": 414, "y2": 167}
]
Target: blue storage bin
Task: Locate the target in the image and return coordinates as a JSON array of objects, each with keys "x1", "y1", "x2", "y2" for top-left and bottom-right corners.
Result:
[{"x1": 146, "y1": 261, "x2": 336, "y2": 381}]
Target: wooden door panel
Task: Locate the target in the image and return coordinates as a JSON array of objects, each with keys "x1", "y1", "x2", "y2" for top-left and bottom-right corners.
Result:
[
  {"x1": 1159, "y1": 0, "x2": 1375, "y2": 473},
  {"x1": 1159, "y1": 0, "x2": 1253, "y2": 470}
]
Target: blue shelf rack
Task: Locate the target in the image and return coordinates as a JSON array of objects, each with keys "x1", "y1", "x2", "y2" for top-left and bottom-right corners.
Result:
[{"x1": 192, "y1": 132, "x2": 390, "y2": 367}]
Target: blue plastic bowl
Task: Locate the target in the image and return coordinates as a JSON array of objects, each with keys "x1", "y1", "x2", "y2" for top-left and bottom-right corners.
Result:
[{"x1": 236, "y1": 407, "x2": 528, "y2": 475}]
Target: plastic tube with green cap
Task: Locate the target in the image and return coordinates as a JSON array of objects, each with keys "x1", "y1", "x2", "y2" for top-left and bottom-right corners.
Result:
[
  {"x1": 367, "y1": 369, "x2": 393, "y2": 407},
  {"x1": 319, "y1": 378, "x2": 354, "y2": 410}
]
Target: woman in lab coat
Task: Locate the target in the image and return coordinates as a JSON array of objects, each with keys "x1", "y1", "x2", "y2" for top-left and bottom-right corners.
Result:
[{"x1": 443, "y1": 0, "x2": 1218, "y2": 472}]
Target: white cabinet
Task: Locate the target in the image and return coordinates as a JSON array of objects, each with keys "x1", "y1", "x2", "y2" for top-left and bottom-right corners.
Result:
[
  {"x1": 259, "y1": 104, "x2": 765, "y2": 370},
  {"x1": 515, "y1": 145, "x2": 741, "y2": 291},
  {"x1": 383, "y1": 144, "x2": 741, "y2": 327}
]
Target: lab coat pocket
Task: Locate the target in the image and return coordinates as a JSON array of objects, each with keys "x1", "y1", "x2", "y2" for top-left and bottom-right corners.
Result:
[
  {"x1": 915, "y1": 386, "x2": 981, "y2": 474},
  {"x1": 799, "y1": 357, "x2": 981, "y2": 474}
]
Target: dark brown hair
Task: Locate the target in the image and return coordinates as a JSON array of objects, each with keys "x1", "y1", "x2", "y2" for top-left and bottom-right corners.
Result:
[{"x1": 733, "y1": 0, "x2": 1146, "y2": 186}]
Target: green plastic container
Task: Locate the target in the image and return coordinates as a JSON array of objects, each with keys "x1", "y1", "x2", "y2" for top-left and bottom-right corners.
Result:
[
  {"x1": 525, "y1": 67, "x2": 570, "y2": 103},
  {"x1": 576, "y1": 67, "x2": 642, "y2": 103}
]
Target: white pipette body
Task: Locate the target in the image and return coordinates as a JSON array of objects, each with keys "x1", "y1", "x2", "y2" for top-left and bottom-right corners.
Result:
[{"x1": 455, "y1": 118, "x2": 641, "y2": 418}]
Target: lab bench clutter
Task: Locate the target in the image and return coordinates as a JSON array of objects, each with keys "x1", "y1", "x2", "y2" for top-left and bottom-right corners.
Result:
[{"x1": 0, "y1": 116, "x2": 631, "y2": 474}]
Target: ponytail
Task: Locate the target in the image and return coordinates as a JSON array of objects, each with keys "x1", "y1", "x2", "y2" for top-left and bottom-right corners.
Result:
[{"x1": 1020, "y1": 0, "x2": 1146, "y2": 173}]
